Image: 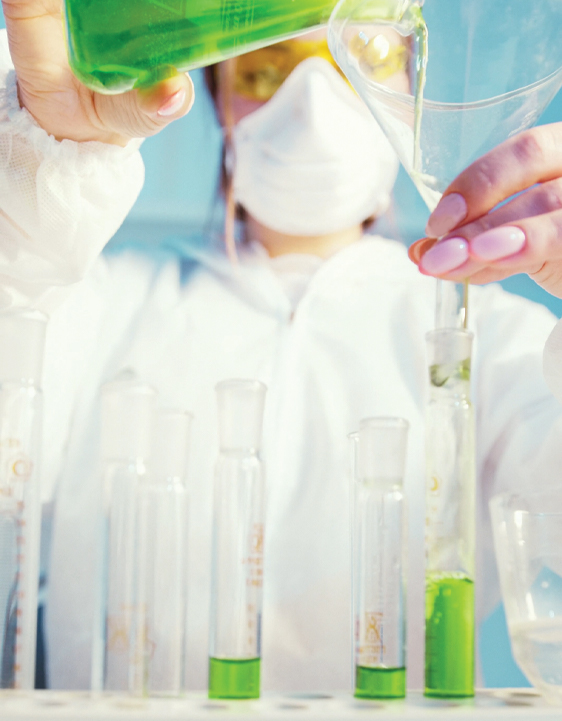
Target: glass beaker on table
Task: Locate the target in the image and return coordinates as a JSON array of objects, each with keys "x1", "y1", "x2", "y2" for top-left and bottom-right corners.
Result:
[{"x1": 491, "y1": 490, "x2": 562, "y2": 704}]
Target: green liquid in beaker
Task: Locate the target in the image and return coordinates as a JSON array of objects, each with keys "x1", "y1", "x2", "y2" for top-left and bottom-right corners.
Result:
[
  {"x1": 355, "y1": 666, "x2": 406, "y2": 699},
  {"x1": 425, "y1": 572, "x2": 474, "y2": 698},
  {"x1": 64, "y1": 0, "x2": 336, "y2": 93},
  {"x1": 208, "y1": 657, "x2": 261, "y2": 699}
]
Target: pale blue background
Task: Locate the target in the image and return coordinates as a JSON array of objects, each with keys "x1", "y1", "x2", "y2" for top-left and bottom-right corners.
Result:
[{"x1": 1, "y1": 9, "x2": 561, "y2": 689}]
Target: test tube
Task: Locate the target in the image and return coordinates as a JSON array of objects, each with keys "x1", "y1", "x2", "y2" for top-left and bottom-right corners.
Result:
[
  {"x1": 209, "y1": 379, "x2": 267, "y2": 700},
  {"x1": 425, "y1": 329, "x2": 475, "y2": 698},
  {"x1": 92, "y1": 373, "x2": 156, "y2": 692},
  {"x1": 0, "y1": 310, "x2": 46, "y2": 690},
  {"x1": 435, "y1": 281, "x2": 469, "y2": 330},
  {"x1": 135, "y1": 409, "x2": 192, "y2": 695},
  {"x1": 351, "y1": 418, "x2": 409, "y2": 699}
]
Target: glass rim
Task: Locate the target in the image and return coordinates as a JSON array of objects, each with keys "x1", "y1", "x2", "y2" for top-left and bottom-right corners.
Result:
[
  {"x1": 491, "y1": 488, "x2": 562, "y2": 513},
  {"x1": 327, "y1": 0, "x2": 562, "y2": 110},
  {"x1": 344, "y1": 64, "x2": 562, "y2": 111},
  {"x1": 215, "y1": 378, "x2": 267, "y2": 393},
  {"x1": 425, "y1": 328, "x2": 474, "y2": 342},
  {"x1": 359, "y1": 416, "x2": 410, "y2": 430},
  {"x1": 158, "y1": 408, "x2": 194, "y2": 421}
]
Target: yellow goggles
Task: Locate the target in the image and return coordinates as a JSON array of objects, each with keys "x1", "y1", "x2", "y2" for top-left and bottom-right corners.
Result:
[{"x1": 233, "y1": 38, "x2": 347, "y2": 102}]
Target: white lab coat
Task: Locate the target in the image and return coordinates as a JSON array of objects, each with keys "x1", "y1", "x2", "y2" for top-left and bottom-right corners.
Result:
[{"x1": 1, "y1": 32, "x2": 562, "y2": 692}]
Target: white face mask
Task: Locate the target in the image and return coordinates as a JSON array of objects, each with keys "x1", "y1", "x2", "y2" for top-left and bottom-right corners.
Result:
[{"x1": 232, "y1": 57, "x2": 399, "y2": 237}]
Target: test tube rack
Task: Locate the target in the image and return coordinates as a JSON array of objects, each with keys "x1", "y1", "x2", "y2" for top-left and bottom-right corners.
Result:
[{"x1": 0, "y1": 690, "x2": 559, "y2": 720}]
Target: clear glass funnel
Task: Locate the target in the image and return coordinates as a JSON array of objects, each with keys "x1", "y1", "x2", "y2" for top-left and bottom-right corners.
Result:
[
  {"x1": 328, "y1": 0, "x2": 562, "y2": 327},
  {"x1": 328, "y1": 0, "x2": 562, "y2": 209}
]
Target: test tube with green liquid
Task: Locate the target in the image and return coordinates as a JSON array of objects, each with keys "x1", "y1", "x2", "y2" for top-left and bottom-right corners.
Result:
[
  {"x1": 62, "y1": 0, "x2": 416, "y2": 94},
  {"x1": 350, "y1": 418, "x2": 409, "y2": 700},
  {"x1": 208, "y1": 380, "x2": 267, "y2": 700},
  {"x1": 424, "y1": 329, "x2": 475, "y2": 698}
]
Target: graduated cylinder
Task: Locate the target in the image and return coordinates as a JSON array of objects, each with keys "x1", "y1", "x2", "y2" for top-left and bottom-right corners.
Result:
[
  {"x1": 135, "y1": 409, "x2": 192, "y2": 696},
  {"x1": 425, "y1": 329, "x2": 475, "y2": 698},
  {"x1": 351, "y1": 418, "x2": 408, "y2": 700},
  {"x1": 209, "y1": 380, "x2": 267, "y2": 700},
  {"x1": 92, "y1": 375, "x2": 156, "y2": 692},
  {"x1": 0, "y1": 310, "x2": 46, "y2": 690}
]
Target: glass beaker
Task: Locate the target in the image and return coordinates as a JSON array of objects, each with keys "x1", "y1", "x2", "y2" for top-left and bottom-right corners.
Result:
[
  {"x1": 328, "y1": 0, "x2": 562, "y2": 328},
  {"x1": 350, "y1": 417, "x2": 409, "y2": 700},
  {"x1": 0, "y1": 310, "x2": 46, "y2": 690},
  {"x1": 62, "y1": 0, "x2": 378, "y2": 94},
  {"x1": 91, "y1": 374, "x2": 156, "y2": 693},
  {"x1": 424, "y1": 329, "x2": 475, "y2": 698},
  {"x1": 135, "y1": 408, "x2": 192, "y2": 696},
  {"x1": 208, "y1": 379, "x2": 267, "y2": 700},
  {"x1": 491, "y1": 491, "x2": 562, "y2": 704}
]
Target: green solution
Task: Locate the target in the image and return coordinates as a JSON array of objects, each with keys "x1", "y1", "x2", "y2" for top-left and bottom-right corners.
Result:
[
  {"x1": 64, "y1": 0, "x2": 338, "y2": 94},
  {"x1": 425, "y1": 572, "x2": 474, "y2": 698},
  {"x1": 208, "y1": 657, "x2": 261, "y2": 699},
  {"x1": 355, "y1": 666, "x2": 406, "y2": 699}
]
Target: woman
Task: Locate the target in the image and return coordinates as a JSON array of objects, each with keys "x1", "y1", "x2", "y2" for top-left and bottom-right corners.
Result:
[{"x1": 2, "y1": 0, "x2": 562, "y2": 692}]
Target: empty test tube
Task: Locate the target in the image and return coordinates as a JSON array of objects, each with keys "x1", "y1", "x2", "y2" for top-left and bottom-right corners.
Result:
[
  {"x1": 209, "y1": 380, "x2": 267, "y2": 700},
  {"x1": 92, "y1": 373, "x2": 156, "y2": 692},
  {"x1": 425, "y1": 329, "x2": 475, "y2": 698},
  {"x1": 351, "y1": 417, "x2": 409, "y2": 699},
  {"x1": 135, "y1": 409, "x2": 192, "y2": 695}
]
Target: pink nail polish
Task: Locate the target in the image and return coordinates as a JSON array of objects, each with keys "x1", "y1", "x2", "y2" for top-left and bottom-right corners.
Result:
[
  {"x1": 419, "y1": 238, "x2": 469, "y2": 276},
  {"x1": 470, "y1": 226, "x2": 526, "y2": 261},
  {"x1": 157, "y1": 89, "x2": 186, "y2": 117},
  {"x1": 426, "y1": 193, "x2": 468, "y2": 238}
]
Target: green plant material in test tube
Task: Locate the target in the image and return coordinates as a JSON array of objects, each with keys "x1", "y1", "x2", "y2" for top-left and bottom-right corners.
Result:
[
  {"x1": 425, "y1": 572, "x2": 474, "y2": 698},
  {"x1": 430, "y1": 358, "x2": 471, "y2": 388},
  {"x1": 208, "y1": 657, "x2": 261, "y2": 699},
  {"x1": 355, "y1": 666, "x2": 406, "y2": 699}
]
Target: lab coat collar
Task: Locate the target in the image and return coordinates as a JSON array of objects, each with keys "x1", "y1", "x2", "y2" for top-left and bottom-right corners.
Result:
[{"x1": 132, "y1": 232, "x2": 418, "y2": 321}]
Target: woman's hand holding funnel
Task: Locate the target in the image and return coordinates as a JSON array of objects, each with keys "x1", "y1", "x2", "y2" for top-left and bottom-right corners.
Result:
[
  {"x1": 410, "y1": 122, "x2": 562, "y2": 298},
  {"x1": 1, "y1": 0, "x2": 194, "y2": 145}
]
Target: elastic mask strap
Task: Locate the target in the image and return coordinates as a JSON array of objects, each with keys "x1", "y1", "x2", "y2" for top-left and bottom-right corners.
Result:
[{"x1": 219, "y1": 60, "x2": 239, "y2": 266}]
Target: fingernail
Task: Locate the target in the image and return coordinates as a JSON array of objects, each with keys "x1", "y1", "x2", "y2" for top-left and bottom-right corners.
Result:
[
  {"x1": 157, "y1": 89, "x2": 186, "y2": 117},
  {"x1": 470, "y1": 226, "x2": 526, "y2": 261},
  {"x1": 426, "y1": 193, "x2": 468, "y2": 237},
  {"x1": 408, "y1": 237, "x2": 437, "y2": 264},
  {"x1": 419, "y1": 237, "x2": 469, "y2": 276}
]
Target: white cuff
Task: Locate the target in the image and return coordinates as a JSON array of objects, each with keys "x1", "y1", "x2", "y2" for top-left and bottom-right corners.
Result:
[{"x1": 0, "y1": 33, "x2": 145, "y2": 312}]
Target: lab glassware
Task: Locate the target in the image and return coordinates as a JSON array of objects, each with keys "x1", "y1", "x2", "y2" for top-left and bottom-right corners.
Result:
[
  {"x1": 350, "y1": 417, "x2": 409, "y2": 699},
  {"x1": 0, "y1": 310, "x2": 46, "y2": 690},
  {"x1": 63, "y1": 0, "x2": 346, "y2": 95},
  {"x1": 424, "y1": 329, "x2": 475, "y2": 697},
  {"x1": 92, "y1": 375, "x2": 156, "y2": 693},
  {"x1": 328, "y1": 0, "x2": 562, "y2": 328},
  {"x1": 135, "y1": 409, "x2": 192, "y2": 696},
  {"x1": 491, "y1": 490, "x2": 562, "y2": 704},
  {"x1": 209, "y1": 379, "x2": 267, "y2": 700}
]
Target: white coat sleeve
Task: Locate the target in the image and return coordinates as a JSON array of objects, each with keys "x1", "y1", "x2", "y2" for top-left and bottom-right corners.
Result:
[
  {"x1": 0, "y1": 29, "x2": 145, "y2": 312},
  {"x1": 471, "y1": 285, "x2": 562, "y2": 618}
]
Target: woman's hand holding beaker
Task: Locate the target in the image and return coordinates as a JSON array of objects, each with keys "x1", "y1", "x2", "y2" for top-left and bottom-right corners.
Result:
[
  {"x1": 410, "y1": 122, "x2": 562, "y2": 299},
  {"x1": 1, "y1": 0, "x2": 194, "y2": 145}
]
